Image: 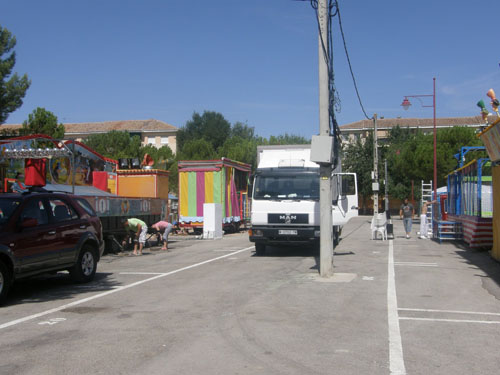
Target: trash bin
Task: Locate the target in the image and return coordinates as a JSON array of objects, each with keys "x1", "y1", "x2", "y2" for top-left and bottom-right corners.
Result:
[{"x1": 386, "y1": 221, "x2": 394, "y2": 239}]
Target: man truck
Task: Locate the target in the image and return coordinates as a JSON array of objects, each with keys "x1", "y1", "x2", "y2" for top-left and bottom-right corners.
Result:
[{"x1": 249, "y1": 145, "x2": 358, "y2": 255}]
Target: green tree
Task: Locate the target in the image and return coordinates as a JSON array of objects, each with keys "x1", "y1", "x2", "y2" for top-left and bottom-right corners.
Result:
[
  {"x1": 168, "y1": 161, "x2": 179, "y2": 195},
  {"x1": 139, "y1": 144, "x2": 175, "y2": 170},
  {"x1": 0, "y1": 26, "x2": 31, "y2": 124},
  {"x1": 179, "y1": 138, "x2": 217, "y2": 160},
  {"x1": 438, "y1": 126, "x2": 484, "y2": 173},
  {"x1": 218, "y1": 136, "x2": 258, "y2": 166},
  {"x1": 231, "y1": 121, "x2": 255, "y2": 140},
  {"x1": 342, "y1": 132, "x2": 377, "y2": 212},
  {"x1": 83, "y1": 130, "x2": 142, "y2": 160},
  {"x1": 267, "y1": 133, "x2": 310, "y2": 145},
  {"x1": 385, "y1": 127, "x2": 419, "y2": 200},
  {"x1": 385, "y1": 126, "x2": 484, "y2": 200},
  {"x1": 177, "y1": 111, "x2": 231, "y2": 153},
  {"x1": 20, "y1": 107, "x2": 65, "y2": 138}
]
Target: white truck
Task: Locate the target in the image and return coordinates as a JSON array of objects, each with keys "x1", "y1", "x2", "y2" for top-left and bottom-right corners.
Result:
[{"x1": 249, "y1": 145, "x2": 358, "y2": 255}]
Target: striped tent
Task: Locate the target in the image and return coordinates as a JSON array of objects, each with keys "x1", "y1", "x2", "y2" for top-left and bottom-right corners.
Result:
[{"x1": 178, "y1": 158, "x2": 251, "y2": 225}]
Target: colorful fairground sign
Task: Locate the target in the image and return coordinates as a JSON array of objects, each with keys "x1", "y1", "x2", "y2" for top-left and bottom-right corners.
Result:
[{"x1": 477, "y1": 89, "x2": 500, "y2": 163}]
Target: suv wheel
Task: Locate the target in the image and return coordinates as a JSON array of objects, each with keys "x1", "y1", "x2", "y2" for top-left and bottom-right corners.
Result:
[
  {"x1": 70, "y1": 245, "x2": 97, "y2": 283},
  {"x1": 0, "y1": 260, "x2": 12, "y2": 305}
]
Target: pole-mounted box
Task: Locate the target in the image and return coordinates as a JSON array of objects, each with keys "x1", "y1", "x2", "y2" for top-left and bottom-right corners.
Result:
[{"x1": 310, "y1": 135, "x2": 333, "y2": 164}]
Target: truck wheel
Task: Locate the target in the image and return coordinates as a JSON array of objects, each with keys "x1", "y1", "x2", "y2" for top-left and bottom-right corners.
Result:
[
  {"x1": 0, "y1": 260, "x2": 12, "y2": 305},
  {"x1": 255, "y1": 243, "x2": 266, "y2": 256},
  {"x1": 70, "y1": 245, "x2": 97, "y2": 283}
]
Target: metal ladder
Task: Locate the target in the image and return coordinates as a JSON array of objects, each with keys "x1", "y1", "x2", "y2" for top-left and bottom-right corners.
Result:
[{"x1": 421, "y1": 180, "x2": 433, "y2": 237}]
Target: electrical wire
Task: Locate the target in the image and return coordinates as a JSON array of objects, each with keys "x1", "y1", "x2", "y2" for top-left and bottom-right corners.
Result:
[
  {"x1": 310, "y1": 0, "x2": 342, "y2": 167},
  {"x1": 310, "y1": 1, "x2": 337, "y2": 129},
  {"x1": 335, "y1": 0, "x2": 371, "y2": 120},
  {"x1": 310, "y1": 0, "x2": 372, "y2": 123}
]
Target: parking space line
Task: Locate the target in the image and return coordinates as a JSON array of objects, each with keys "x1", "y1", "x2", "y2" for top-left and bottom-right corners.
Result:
[
  {"x1": 0, "y1": 246, "x2": 254, "y2": 331},
  {"x1": 388, "y1": 239, "x2": 406, "y2": 374},
  {"x1": 394, "y1": 262, "x2": 438, "y2": 267},
  {"x1": 119, "y1": 272, "x2": 166, "y2": 275},
  {"x1": 399, "y1": 308, "x2": 500, "y2": 316},
  {"x1": 399, "y1": 317, "x2": 500, "y2": 324}
]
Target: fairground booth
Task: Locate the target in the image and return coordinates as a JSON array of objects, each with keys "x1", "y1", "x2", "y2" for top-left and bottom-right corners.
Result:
[{"x1": 178, "y1": 158, "x2": 251, "y2": 232}]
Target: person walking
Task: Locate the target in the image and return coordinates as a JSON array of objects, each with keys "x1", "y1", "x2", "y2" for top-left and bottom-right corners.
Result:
[
  {"x1": 419, "y1": 199, "x2": 437, "y2": 239},
  {"x1": 151, "y1": 220, "x2": 174, "y2": 251},
  {"x1": 399, "y1": 198, "x2": 414, "y2": 239},
  {"x1": 122, "y1": 218, "x2": 148, "y2": 255}
]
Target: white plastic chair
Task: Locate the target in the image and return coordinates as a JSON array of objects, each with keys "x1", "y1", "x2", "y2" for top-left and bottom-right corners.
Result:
[{"x1": 371, "y1": 213, "x2": 387, "y2": 240}]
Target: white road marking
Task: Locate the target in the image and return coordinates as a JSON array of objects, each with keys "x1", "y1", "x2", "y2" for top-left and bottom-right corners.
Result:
[
  {"x1": 362, "y1": 276, "x2": 374, "y2": 281},
  {"x1": 399, "y1": 308, "x2": 500, "y2": 317},
  {"x1": 38, "y1": 317, "x2": 66, "y2": 326},
  {"x1": 388, "y1": 240, "x2": 406, "y2": 374},
  {"x1": 119, "y1": 272, "x2": 166, "y2": 275},
  {"x1": 0, "y1": 246, "x2": 254, "y2": 331},
  {"x1": 335, "y1": 349, "x2": 350, "y2": 353},
  {"x1": 394, "y1": 262, "x2": 437, "y2": 267},
  {"x1": 399, "y1": 317, "x2": 500, "y2": 324}
]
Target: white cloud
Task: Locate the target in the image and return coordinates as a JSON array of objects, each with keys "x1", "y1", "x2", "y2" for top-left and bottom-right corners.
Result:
[{"x1": 440, "y1": 72, "x2": 500, "y2": 98}]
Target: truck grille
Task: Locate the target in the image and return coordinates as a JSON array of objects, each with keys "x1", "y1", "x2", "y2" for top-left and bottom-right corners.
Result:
[{"x1": 268, "y1": 213, "x2": 309, "y2": 224}]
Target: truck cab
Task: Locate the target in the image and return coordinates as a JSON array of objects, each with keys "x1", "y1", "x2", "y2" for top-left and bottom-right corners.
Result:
[{"x1": 249, "y1": 145, "x2": 357, "y2": 255}]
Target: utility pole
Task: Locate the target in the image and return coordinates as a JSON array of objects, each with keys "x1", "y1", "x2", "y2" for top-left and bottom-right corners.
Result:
[
  {"x1": 385, "y1": 158, "x2": 394, "y2": 238},
  {"x1": 318, "y1": 0, "x2": 333, "y2": 277},
  {"x1": 384, "y1": 159, "x2": 389, "y2": 212},
  {"x1": 372, "y1": 114, "x2": 379, "y2": 216}
]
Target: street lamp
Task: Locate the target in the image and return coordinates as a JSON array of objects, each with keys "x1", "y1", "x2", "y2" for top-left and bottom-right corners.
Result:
[{"x1": 400, "y1": 77, "x2": 437, "y2": 204}]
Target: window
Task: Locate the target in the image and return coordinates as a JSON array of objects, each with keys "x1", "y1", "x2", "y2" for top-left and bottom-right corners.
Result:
[
  {"x1": 75, "y1": 198, "x2": 97, "y2": 216},
  {"x1": 50, "y1": 199, "x2": 79, "y2": 222},
  {"x1": 147, "y1": 137, "x2": 156, "y2": 145},
  {"x1": 0, "y1": 198, "x2": 21, "y2": 223},
  {"x1": 254, "y1": 172, "x2": 319, "y2": 200},
  {"x1": 161, "y1": 137, "x2": 168, "y2": 144},
  {"x1": 20, "y1": 198, "x2": 48, "y2": 225}
]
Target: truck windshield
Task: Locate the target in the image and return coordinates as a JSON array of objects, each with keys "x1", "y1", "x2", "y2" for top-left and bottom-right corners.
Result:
[{"x1": 254, "y1": 174, "x2": 319, "y2": 200}]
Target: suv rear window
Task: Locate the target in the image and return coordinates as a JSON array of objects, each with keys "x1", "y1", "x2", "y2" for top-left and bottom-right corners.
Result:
[{"x1": 75, "y1": 198, "x2": 97, "y2": 216}]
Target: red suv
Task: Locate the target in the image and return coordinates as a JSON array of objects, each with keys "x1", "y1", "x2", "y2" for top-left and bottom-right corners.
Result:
[{"x1": 0, "y1": 191, "x2": 105, "y2": 304}]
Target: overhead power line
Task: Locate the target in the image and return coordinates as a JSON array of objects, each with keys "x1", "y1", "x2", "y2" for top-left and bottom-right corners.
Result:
[
  {"x1": 307, "y1": 0, "x2": 371, "y2": 122},
  {"x1": 335, "y1": 1, "x2": 371, "y2": 120}
]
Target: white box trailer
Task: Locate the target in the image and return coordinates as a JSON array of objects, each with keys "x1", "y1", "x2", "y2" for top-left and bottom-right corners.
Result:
[{"x1": 249, "y1": 145, "x2": 358, "y2": 255}]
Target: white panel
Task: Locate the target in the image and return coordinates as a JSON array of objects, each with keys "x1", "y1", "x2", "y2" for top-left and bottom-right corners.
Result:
[{"x1": 203, "y1": 203, "x2": 223, "y2": 239}]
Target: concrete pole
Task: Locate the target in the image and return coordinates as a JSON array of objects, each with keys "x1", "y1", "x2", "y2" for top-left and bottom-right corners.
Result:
[
  {"x1": 385, "y1": 159, "x2": 389, "y2": 212},
  {"x1": 318, "y1": 0, "x2": 333, "y2": 277},
  {"x1": 373, "y1": 114, "x2": 379, "y2": 215}
]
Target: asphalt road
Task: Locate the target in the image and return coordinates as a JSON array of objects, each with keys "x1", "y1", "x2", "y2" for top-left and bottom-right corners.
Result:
[{"x1": 1, "y1": 217, "x2": 500, "y2": 374}]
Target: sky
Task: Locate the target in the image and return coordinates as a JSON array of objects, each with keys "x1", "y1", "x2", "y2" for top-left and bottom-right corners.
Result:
[{"x1": 2, "y1": 0, "x2": 500, "y2": 139}]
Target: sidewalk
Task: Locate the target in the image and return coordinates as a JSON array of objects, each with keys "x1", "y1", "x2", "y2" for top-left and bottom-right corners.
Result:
[{"x1": 338, "y1": 215, "x2": 500, "y2": 374}]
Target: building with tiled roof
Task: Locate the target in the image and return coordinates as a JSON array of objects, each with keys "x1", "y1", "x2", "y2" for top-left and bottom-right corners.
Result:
[
  {"x1": 1, "y1": 119, "x2": 178, "y2": 153},
  {"x1": 339, "y1": 115, "x2": 488, "y2": 145}
]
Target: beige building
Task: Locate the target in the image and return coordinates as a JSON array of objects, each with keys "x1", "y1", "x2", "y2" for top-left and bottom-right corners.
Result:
[
  {"x1": 2, "y1": 119, "x2": 178, "y2": 154},
  {"x1": 339, "y1": 115, "x2": 489, "y2": 146}
]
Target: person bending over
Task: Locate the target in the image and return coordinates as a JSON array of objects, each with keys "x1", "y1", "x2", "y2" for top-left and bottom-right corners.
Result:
[
  {"x1": 151, "y1": 220, "x2": 174, "y2": 251},
  {"x1": 122, "y1": 218, "x2": 148, "y2": 256}
]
